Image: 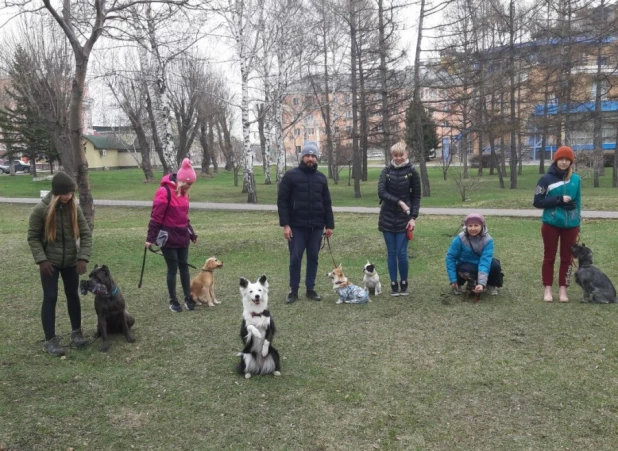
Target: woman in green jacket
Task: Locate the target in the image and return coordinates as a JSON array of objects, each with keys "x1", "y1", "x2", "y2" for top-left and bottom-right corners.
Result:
[{"x1": 28, "y1": 172, "x2": 93, "y2": 356}]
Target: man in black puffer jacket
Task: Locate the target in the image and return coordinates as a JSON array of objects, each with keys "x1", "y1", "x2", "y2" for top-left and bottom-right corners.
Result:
[{"x1": 277, "y1": 141, "x2": 335, "y2": 304}]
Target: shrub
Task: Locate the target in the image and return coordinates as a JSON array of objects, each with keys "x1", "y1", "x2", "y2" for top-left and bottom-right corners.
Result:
[{"x1": 575, "y1": 151, "x2": 615, "y2": 168}]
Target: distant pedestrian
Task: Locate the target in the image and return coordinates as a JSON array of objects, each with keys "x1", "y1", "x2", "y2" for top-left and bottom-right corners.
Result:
[
  {"x1": 445, "y1": 213, "x2": 503, "y2": 296},
  {"x1": 28, "y1": 172, "x2": 92, "y2": 356},
  {"x1": 146, "y1": 158, "x2": 199, "y2": 312},
  {"x1": 277, "y1": 140, "x2": 335, "y2": 304},
  {"x1": 377, "y1": 141, "x2": 421, "y2": 296},
  {"x1": 533, "y1": 146, "x2": 581, "y2": 303}
]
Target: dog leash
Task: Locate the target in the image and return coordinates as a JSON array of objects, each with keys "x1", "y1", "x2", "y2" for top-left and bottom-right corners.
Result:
[
  {"x1": 321, "y1": 234, "x2": 338, "y2": 268},
  {"x1": 138, "y1": 247, "x2": 147, "y2": 288},
  {"x1": 147, "y1": 246, "x2": 198, "y2": 269}
]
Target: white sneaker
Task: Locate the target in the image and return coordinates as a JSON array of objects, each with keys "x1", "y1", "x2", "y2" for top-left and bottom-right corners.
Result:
[{"x1": 488, "y1": 286, "x2": 499, "y2": 296}]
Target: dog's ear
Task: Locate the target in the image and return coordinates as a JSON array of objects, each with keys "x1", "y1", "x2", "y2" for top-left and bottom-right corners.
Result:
[
  {"x1": 93, "y1": 264, "x2": 99, "y2": 270},
  {"x1": 338, "y1": 263, "x2": 342, "y2": 270},
  {"x1": 101, "y1": 265, "x2": 110, "y2": 275},
  {"x1": 239, "y1": 277, "x2": 249, "y2": 288},
  {"x1": 258, "y1": 274, "x2": 268, "y2": 286}
]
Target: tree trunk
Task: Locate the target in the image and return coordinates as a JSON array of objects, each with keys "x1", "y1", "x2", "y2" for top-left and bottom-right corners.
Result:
[
  {"x1": 413, "y1": 0, "x2": 430, "y2": 196},
  {"x1": 349, "y1": 1, "x2": 361, "y2": 198}
]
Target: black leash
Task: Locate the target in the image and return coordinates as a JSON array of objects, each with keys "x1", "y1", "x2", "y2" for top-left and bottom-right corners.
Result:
[
  {"x1": 138, "y1": 247, "x2": 147, "y2": 288},
  {"x1": 320, "y1": 234, "x2": 338, "y2": 268},
  {"x1": 147, "y1": 245, "x2": 198, "y2": 269}
]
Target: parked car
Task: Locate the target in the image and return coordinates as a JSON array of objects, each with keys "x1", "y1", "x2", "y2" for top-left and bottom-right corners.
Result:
[{"x1": 0, "y1": 159, "x2": 30, "y2": 173}]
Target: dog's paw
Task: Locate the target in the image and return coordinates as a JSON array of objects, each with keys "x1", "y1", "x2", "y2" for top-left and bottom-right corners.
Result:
[
  {"x1": 336, "y1": 299, "x2": 344, "y2": 304},
  {"x1": 274, "y1": 371, "x2": 281, "y2": 377},
  {"x1": 261, "y1": 343, "x2": 269, "y2": 357},
  {"x1": 100, "y1": 344, "x2": 110, "y2": 353},
  {"x1": 244, "y1": 373, "x2": 252, "y2": 379},
  {"x1": 247, "y1": 325, "x2": 262, "y2": 339},
  {"x1": 214, "y1": 299, "x2": 221, "y2": 304},
  {"x1": 126, "y1": 335, "x2": 136, "y2": 343}
]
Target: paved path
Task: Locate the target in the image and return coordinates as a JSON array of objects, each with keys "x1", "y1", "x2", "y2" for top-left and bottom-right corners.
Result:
[{"x1": 2, "y1": 197, "x2": 617, "y2": 218}]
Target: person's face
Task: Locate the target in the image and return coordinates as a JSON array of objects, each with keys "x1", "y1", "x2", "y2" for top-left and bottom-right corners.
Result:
[
  {"x1": 391, "y1": 151, "x2": 407, "y2": 165},
  {"x1": 302, "y1": 154, "x2": 317, "y2": 167},
  {"x1": 58, "y1": 192, "x2": 73, "y2": 204},
  {"x1": 466, "y1": 222, "x2": 483, "y2": 236},
  {"x1": 556, "y1": 158, "x2": 571, "y2": 171}
]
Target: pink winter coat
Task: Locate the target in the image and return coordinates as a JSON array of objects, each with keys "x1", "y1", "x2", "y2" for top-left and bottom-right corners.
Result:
[{"x1": 146, "y1": 174, "x2": 196, "y2": 248}]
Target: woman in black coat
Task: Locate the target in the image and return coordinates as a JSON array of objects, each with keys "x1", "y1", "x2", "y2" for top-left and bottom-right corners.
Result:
[{"x1": 378, "y1": 142, "x2": 421, "y2": 296}]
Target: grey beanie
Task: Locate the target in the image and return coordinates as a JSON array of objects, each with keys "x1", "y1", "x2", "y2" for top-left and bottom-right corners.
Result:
[{"x1": 300, "y1": 141, "x2": 319, "y2": 158}]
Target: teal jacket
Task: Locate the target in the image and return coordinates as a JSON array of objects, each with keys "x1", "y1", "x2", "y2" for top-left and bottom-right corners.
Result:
[
  {"x1": 27, "y1": 193, "x2": 92, "y2": 268},
  {"x1": 533, "y1": 164, "x2": 581, "y2": 229}
]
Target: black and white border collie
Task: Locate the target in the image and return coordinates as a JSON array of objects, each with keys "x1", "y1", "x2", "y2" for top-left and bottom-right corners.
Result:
[{"x1": 237, "y1": 275, "x2": 281, "y2": 378}]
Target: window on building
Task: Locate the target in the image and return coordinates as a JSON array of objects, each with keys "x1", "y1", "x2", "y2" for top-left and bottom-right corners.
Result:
[
  {"x1": 294, "y1": 128, "x2": 300, "y2": 136},
  {"x1": 307, "y1": 128, "x2": 315, "y2": 135},
  {"x1": 591, "y1": 79, "x2": 609, "y2": 100},
  {"x1": 345, "y1": 110, "x2": 352, "y2": 119},
  {"x1": 305, "y1": 96, "x2": 314, "y2": 105},
  {"x1": 293, "y1": 97, "x2": 299, "y2": 106},
  {"x1": 296, "y1": 145, "x2": 301, "y2": 154}
]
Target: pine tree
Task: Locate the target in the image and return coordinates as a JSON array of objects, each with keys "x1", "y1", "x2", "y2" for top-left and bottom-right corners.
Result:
[{"x1": 405, "y1": 100, "x2": 439, "y2": 162}]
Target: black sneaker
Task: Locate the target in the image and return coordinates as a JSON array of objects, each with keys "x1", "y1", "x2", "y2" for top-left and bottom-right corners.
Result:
[
  {"x1": 306, "y1": 289, "x2": 322, "y2": 301},
  {"x1": 71, "y1": 328, "x2": 88, "y2": 347},
  {"x1": 184, "y1": 297, "x2": 196, "y2": 311},
  {"x1": 44, "y1": 336, "x2": 65, "y2": 356},
  {"x1": 285, "y1": 290, "x2": 299, "y2": 304},
  {"x1": 390, "y1": 281, "x2": 399, "y2": 297},
  {"x1": 169, "y1": 300, "x2": 182, "y2": 313},
  {"x1": 399, "y1": 280, "x2": 409, "y2": 296}
]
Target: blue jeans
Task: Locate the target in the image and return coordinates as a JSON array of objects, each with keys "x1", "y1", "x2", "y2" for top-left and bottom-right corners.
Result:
[
  {"x1": 288, "y1": 227, "x2": 324, "y2": 291},
  {"x1": 382, "y1": 232, "x2": 409, "y2": 282}
]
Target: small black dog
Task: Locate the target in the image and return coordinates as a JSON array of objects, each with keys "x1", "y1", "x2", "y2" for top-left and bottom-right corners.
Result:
[
  {"x1": 571, "y1": 244, "x2": 617, "y2": 304},
  {"x1": 81, "y1": 265, "x2": 136, "y2": 351},
  {"x1": 457, "y1": 271, "x2": 481, "y2": 303}
]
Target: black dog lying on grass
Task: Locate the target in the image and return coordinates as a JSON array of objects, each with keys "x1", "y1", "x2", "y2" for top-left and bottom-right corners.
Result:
[
  {"x1": 571, "y1": 244, "x2": 617, "y2": 304},
  {"x1": 457, "y1": 271, "x2": 482, "y2": 303},
  {"x1": 80, "y1": 265, "x2": 135, "y2": 351}
]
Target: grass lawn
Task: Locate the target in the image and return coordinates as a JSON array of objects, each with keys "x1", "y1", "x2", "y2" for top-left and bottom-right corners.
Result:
[
  {"x1": 1, "y1": 163, "x2": 617, "y2": 211},
  {"x1": 1, "y1": 204, "x2": 618, "y2": 450}
]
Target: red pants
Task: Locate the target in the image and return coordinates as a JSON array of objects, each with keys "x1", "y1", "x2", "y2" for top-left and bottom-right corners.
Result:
[{"x1": 541, "y1": 223, "x2": 579, "y2": 287}]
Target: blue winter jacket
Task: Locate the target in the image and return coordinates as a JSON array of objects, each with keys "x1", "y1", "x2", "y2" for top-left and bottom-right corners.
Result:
[
  {"x1": 277, "y1": 161, "x2": 335, "y2": 230},
  {"x1": 533, "y1": 164, "x2": 581, "y2": 229},
  {"x1": 445, "y1": 231, "x2": 494, "y2": 286}
]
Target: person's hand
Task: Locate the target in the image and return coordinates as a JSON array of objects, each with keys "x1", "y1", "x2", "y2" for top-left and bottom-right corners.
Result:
[
  {"x1": 562, "y1": 195, "x2": 572, "y2": 203},
  {"x1": 398, "y1": 201, "x2": 409, "y2": 214},
  {"x1": 76, "y1": 260, "x2": 88, "y2": 275},
  {"x1": 450, "y1": 282, "x2": 459, "y2": 290},
  {"x1": 190, "y1": 234, "x2": 198, "y2": 244},
  {"x1": 145, "y1": 242, "x2": 152, "y2": 249},
  {"x1": 407, "y1": 218, "x2": 416, "y2": 230},
  {"x1": 39, "y1": 260, "x2": 54, "y2": 277},
  {"x1": 324, "y1": 228, "x2": 333, "y2": 238},
  {"x1": 283, "y1": 226, "x2": 292, "y2": 241},
  {"x1": 474, "y1": 284, "x2": 484, "y2": 294}
]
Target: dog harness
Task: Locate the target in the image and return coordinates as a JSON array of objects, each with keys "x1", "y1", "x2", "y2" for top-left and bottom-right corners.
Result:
[{"x1": 335, "y1": 284, "x2": 369, "y2": 304}]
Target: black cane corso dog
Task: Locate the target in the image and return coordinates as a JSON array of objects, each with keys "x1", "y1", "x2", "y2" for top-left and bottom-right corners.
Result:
[{"x1": 80, "y1": 265, "x2": 135, "y2": 352}]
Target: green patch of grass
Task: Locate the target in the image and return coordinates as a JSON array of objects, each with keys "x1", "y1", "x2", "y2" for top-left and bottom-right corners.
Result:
[
  {"x1": 1, "y1": 204, "x2": 618, "y2": 449},
  {"x1": 1, "y1": 164, "x2": 617, "y2": 210}
]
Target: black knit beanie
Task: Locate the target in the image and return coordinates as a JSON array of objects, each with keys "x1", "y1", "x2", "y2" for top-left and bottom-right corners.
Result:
[{"x1": 51, "y1": 172, "x2": 76, "y2": 195}]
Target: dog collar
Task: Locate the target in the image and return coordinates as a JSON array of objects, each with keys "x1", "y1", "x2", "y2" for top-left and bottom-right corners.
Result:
[
  {"x1": 111, "y1": 285, "x2": 118, "y2": 296},
  {"x1": 250, "y1": 312, "x2": 263, "y2": 317},
  {"x1": 201, "y1": 269, "x2": 214, "y2": 273}
]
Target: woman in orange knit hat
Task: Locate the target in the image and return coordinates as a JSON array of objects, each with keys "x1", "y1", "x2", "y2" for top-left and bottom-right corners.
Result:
[{"x1": 533, "y1": 146, "x2": 581, "y2": 302}]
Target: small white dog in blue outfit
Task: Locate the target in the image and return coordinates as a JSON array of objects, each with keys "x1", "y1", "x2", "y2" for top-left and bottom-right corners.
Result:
[{"x1": 328, "y1": 264, "x2": 370, "y2": 304}]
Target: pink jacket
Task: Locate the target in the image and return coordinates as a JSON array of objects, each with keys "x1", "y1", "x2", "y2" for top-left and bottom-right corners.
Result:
[{"x1": 146, "y1": 174, "x2": 196, "y2": 248}]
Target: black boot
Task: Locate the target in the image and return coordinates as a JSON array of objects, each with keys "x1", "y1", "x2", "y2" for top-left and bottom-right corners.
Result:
[
  {"x1": 286, "y1": 290, "x2": 299, "y2": 304},
  {"x1": 390, "y1": 281, "x2": 399, "y2": 296},
  {"x1": 399, "y1": 280, "x2": 409, "y2": 296},
  {"x1": 44, "y1": 337, "x2": 66, "y2": 356},
  {"x1": 71, "y1": 328, "x2": 88, "y2": 347},
  {"x1": 306, "y1": 290, "x2": 322, "y2": 301}
]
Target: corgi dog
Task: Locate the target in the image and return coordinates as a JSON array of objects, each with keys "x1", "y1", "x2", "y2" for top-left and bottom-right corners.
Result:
[
  {"x1": 362, "y1": 261, "x2": 382, "y2": 296},
  {"x1": 237, "y1": 275, "x2": 281, "y2": 378},
  {"x1": 328, "y1": 264, "x2": 370, "y2": 304},
  {"x1": 190, "y1": 257, "x2": 224, "y2": 307}
]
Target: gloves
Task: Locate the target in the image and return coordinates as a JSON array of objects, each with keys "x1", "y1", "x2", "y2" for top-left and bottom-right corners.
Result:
[
  {"x1": 39, "y1": 261, "x2": 55, "y2": 277},
  {"x1": 76, "y1": 260, "x2": 88, "y2": 275},
  {"x1": 190, "y1": 233, "x2": 198, "y2": 243},
  {"x1": 562, "y1": 200, "x2": 577, "y2": 211}
]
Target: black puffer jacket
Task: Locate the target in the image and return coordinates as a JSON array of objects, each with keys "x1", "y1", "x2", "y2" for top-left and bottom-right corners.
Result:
[
  {"x1": 378, "y1": 162, "x2": 421, "y2": 233},
  {"x1": 277, "y1": 161, "x2": 335, "y2": 229}
]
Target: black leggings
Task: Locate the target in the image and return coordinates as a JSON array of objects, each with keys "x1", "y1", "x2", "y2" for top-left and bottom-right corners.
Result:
[
  {"x1": 40, "y1": 265, "x2": 82, "y2": 340},
  {"x1": 161, "y1": 247, "x2": 191, "y2": 302}
]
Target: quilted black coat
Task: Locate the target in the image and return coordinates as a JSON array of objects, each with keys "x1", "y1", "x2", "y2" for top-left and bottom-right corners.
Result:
[
  {"x1": 277, "y1": 161, "x2": 335, "y2": 230},
  {"x1": 377, "y1": 162, "x2": 421, "y2": 233}
]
